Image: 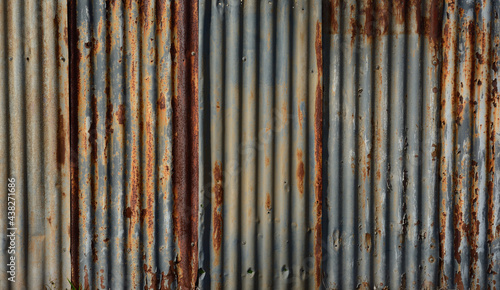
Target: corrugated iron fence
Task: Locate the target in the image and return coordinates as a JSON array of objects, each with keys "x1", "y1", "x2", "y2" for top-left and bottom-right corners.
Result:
[{"x1": 1, "y1": 0, "x2": 500, "y2": 289}]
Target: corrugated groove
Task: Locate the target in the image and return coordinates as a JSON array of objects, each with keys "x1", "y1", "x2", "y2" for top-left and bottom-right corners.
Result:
[
  {"x1": 0, "y1": 0, "x2": 70, "y2": 289},
  {"x1": 70, "y1": 0, "x2": 198, "y2": 288},
  {"x1": 198, "y1": 0, "x2": 322, "y2": 288}
]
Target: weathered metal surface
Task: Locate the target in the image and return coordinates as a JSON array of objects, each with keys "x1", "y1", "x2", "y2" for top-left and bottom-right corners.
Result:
[
  {"x1": 321, "y1": 0, "x2": 499, "y2": 289},
  {"x1": 69, "y1": 0, "x2": 198, "y2": 288},
  {"x1": 199, "y1": 0, "x2": 500, "y2": 289},
  {"x1": 0, "y1": 0, "x2": 71, "y2": 289},
  {"x1": 198, "y1": 0, "x2": 323, "y2": 288}
]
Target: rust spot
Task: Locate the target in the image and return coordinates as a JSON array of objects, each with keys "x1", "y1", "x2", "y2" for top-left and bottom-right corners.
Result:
[
  {"x1": 365, "y1": 233, "x2": 372, "y2": 252},
  {"x1": 124, "y1": 207, "x2": 132, "y2": 218},
  {"x1": 157, "y1": 94, "x2": 166, "y2": 110},
  {"x1": 296, "y1": 150, "x2": 305, "y2": 196},
  {"x1": 116, "y1": 104, "x2": 126, "y2": 125},
  {"x1": 140, "y1": 208, "x2": 148, "y2": 224},
  {"x1": 265, "y1": 193, "x2": 271, "y2": 211},
  {"x1": 265, "y1": 157, "x2": 270, "y2": 167}
]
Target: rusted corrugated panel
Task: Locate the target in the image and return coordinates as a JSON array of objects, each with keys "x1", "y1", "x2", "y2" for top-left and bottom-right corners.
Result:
[
  {"x1": 322, "y1": 0, "x2": 499, "y2": 289},
  {"x1": 198, "y1": 0, "x2": 323, "y2": 288},
  {"x1": 69, "y1": 0, "x2": 198, "y2": 288},
  {"x1": 198, "y1": 0, "x2": 499, "y2": 289},
  {"x1": 0, "y1": 0, "x2": 70, "y2": 289}
]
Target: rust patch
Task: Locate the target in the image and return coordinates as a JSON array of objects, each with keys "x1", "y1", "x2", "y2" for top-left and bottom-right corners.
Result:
[
  {"x1": 296, "y1": 150, "x2": 305, "y2": 196},
  {"x1": 365, "y1": 233, "x2": 372, "y2": 252},
  {"x1": 360, "y1": 0, "x2": 374, "y2": 37},
  {"x1": 212, "y1": 162, "x2": 223, "y2": 263},
  {"x1": 57, "y1": 110, "x2": 67, "y2": 169},
  {"x1": 116, "y1": 104, "x2": 126, "y2": 124},
  {"x1": 144, "y1": 264, "x2": 158, "y2": 289},
  {"x1": 328, "y1": 0, "x2": 340, "y2": 34},
  {"x1": 375, "y1": 0, "x2": 390, "y2": 36},
  {"x1": 265, "y1": 193, "x2": 271, "y2": 211},
  {"x1": 171, "y1": 0, "x2": 199, "y2": 286},
  {"x1": 423, "y1": 0, "x2": 444, "y2": 51}
]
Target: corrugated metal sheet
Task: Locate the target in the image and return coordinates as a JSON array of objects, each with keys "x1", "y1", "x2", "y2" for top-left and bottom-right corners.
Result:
[
  {"x1": 2, "y1": 0, "x2": 499, "y2": 289},
  {"x1": 0, "y1": 0, "x2": 70, "y2": 289},
  {"x1": 322, "y1": 0, "x2": 500, "y2": 288},
  {"x1": 198, "y1": 0, "x2": 500, "y2": 289},
  {"x1": 69, "y1": 0, "x2": 198, "y2": 289},
  {"x1": 198, "y1": 0, "x2": 323, "y2": 288}
]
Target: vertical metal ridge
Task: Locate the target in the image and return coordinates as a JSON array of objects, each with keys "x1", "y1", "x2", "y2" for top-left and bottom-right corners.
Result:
[{"x1": 72, "y1": 0, "x2": 198, "y2": 288}]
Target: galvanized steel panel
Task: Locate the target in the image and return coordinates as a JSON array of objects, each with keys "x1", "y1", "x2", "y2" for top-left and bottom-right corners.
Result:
[
  {"x1": 70, "y1": 0, "x2": 198, "y2": 288},
  {"x1": 0, "y1": 0, "x2": 70, "y2": 289}
]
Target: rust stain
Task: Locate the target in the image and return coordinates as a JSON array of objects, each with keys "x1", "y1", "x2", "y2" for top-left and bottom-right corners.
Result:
[
  {"x1": 116, "y1": 104, "x2": 126, "y2": 125},
  {"x1": 212, "y1": 161, "x2": 223, "y2": 265},
  {"x1": 143, "y1": 264, "x2": 158, "y2": 289},
  {"x1": 171, "y1": 0, "x2": 199, "y2": 286},
  {"x1": 365, "y1": 233, "x2": 372, "y2": 252},
  {"x1": 327, "y1": 0, "x2": 339, "y2": 34},
  {"x1": 375, "y1": 0, "x2": 390, "y2": 36},
  {"x1": 360, "y1": 0, "x2": 374, "y2": 37},
  {"x1": 314, "y1": 20, "x2": 323, "y2": 289},
  {"x1": 424, "y1": 0, "x2": 444, "y2": 52},
  {"x1": 57, "y1": 110, "x2": 67, "y2": 168},
  {"x1": 296, "y1": 149, "x2": 305, "y2": 196},
  {"x1": 265, "y1": 193, "x2": 271, "y2": 211}
]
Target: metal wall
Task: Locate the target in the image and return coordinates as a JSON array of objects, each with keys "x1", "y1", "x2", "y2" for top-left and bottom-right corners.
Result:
[
  {"x1": 1, "y1": 0, "x2": 499, "y2": 289},
  {"x1": 0, "y1": 0, "x2": 71, "y2": 289},
  {"x1": 70, "y1": 0, "x2": 198, "y2": 289}
]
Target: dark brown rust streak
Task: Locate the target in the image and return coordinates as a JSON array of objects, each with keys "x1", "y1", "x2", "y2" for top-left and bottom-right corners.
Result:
[
  {"x1": 69, "y1": 0, "x2": 80, "y2": 286},
  {"x1": 172, "y1": 0, "x2": 199, "y2": 288}
]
